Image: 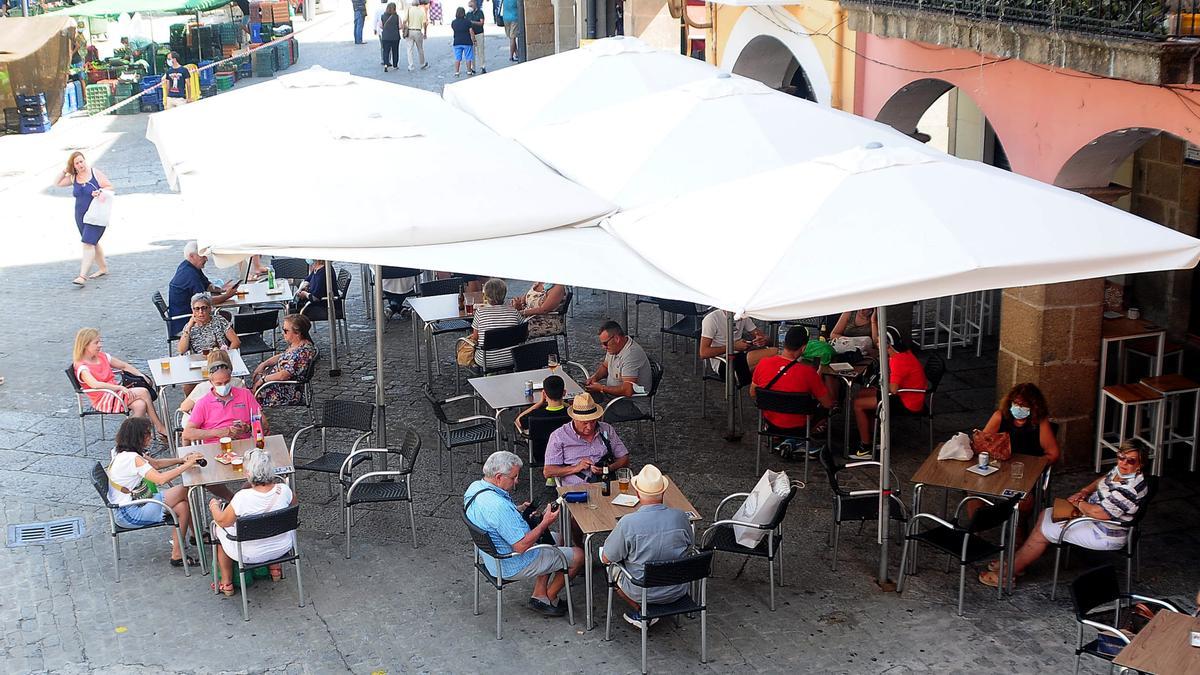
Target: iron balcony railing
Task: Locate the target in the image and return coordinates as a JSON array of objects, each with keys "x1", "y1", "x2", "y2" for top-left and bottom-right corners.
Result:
[{"x1": 848, "y1": 0, "x2": 1200, "y2": 41}]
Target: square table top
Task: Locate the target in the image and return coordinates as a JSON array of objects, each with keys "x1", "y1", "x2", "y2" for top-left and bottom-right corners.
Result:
[
  {"x1": 1102, "y1": 316, "x2": 1165, "y2": 342},
  {"x1": 819, "y1": 362, "x2": 871, "y2": 380},
  {"x1": 149, "y1": 349, "x2": 250, "y2": 388},
  {"x1": 556, "y1": 479, "x2": 702, "y2": 535},
  {"x1": 1113, "y1": 611, "x2": 1200, "y2": 675},
  {"x1": 911, "y1": 445, "x2": 1049, "y2": 498},
  {"x1": 406, "y1": 291, "x2": 484, "y2": 324},
  {"x1": 469, "y1": 367, "x2": 584, "y2": 411},
  {"x1": 218, "y1": 278, "x2": 294, "y2": 308},
  {"x1": 177, "y1": 434, "x2": 292, "y2": 488}
]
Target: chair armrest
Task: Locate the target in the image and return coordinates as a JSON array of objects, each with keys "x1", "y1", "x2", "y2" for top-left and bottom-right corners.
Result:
[
  {"x1": 451, "y1": 414, "x2": 496, "y2": 426},
  {"x1": 289, "y1": 424, "x2": 318, "y2": 457},
  {"x1": 254, "y1": 379, "x2": 299, "y2": 397},
  {"x1": 82, "y1": 388, "x2": 129, "y2": 411},
  {"x1": 440, "y1": 392, "x2": 483, "y2": 405},
  {"x1": 1128, "y1": 595, "x2": 1182, "y2": 613},
  {"x1": 713, "y1": 492, "x2": 751, "y2": 521},
  {"x1": 525, "y1": 543, "x2": 572, "y2": 570},
  {"x1": 896, "y1": 388, "x2": 928, "y2": 394},
  {"x1": 339, "y1": 447, "x2": 387, "y2": 480},
  {"x1": 347, "y1": 470, "x2": 409, "y2": 496},
  {"x1": 169, "y1": 312, "x2": 192, "y2": 321},
  {"x1": 1056, "y1": 516, "x2": 1124, "y2": 543},
  {"x1": 606, "y1": 561, "x2": 636, "y2": 586},
  {"x1": 909, "y1": 512, "x2": 955, "y2": 530},
  {"x1": 843, "y1": 460, "x2": 881, "y2": 470},
  {"x1": 565, "y1": 361, "x2": 590, "y2": 382},
  {"x1": 1080, "y1": 619, "x2": 1130, "y2": 644},
  {"x1": 952, "y1": 495, "x2": 996, "y2": 523},
  {"x1": 119, "y1": 497, "x2": 181, "y2": 526},
  {"x1": 702, "y1": 519, "x2": 774, "y2": 548}
]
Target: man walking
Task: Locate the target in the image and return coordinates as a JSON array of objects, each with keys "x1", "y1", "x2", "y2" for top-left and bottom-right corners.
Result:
[
  {"x1": 352, "y1": 0, "x2": 368, "y2": 43},
  {"x1": 404, "y1": 0, "x2": 430, "y2": 70},
  {"x1": 467, "y1": 0, "x2": 486, "y2": 73},
  {"x1": 502, "y1": 0, "x2": 519, "y2": 62},
  {"x1": 162, "y1": 52, "x2": 189, "y2": 109}
]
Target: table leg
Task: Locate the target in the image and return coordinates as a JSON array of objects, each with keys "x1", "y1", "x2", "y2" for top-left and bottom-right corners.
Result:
[
  {"x1": 841, "y1": 376, "x2": 853, "y2": 456},
  {"x1": 188, "y1": 485, "x2": 209, "y2": 575},
  {"x1": 411, "y1": 309, "x2": 421, "y2": 372},
  {"x1": 494, "y1": 409, "x2": 503, "y2": 455},
  {"x1": 1006, "y1": 511, "x2": 1017, "y2": 595},
  {"x1": 585, "y1": 533, "x2": 594, "y2": 631},
  {"x1": 1152, "y1": 398, "x2": 1166, "y2": 476},
  {"x1": 1154, "y1": 332, "x2": 1165, "y2": 377},
  {"x1": 1095, "y1": 339, "x2": 1111, "y2": 473},
  {"x1": 423, "y1": 323, "x2": 433, "y2": 388},
  {"x1": 158, "y1": 386, "x2": 176, "y2": 454}
]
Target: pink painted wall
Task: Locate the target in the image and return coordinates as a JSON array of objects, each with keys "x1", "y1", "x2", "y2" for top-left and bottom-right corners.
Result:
[{"x1": 858, "y1": 35, "x2": 1200, "y2": 184}]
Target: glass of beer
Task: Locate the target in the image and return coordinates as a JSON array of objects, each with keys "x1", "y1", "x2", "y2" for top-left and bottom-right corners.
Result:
[
  {"x1": 231, "y1": 455, "x2": 243, "y2": 472},
  {"x1": 161, "y1": 359, "x2": 171, "y2": 375},
  {"x1": 200, "y1": 365, "x2": 209, "y2": 378},
  {"x1": 220, "y1": 436, "x2": 233, "y2": 453},
  {"x1": 547, "y1": 354, "x2": 559, "y2": 374},
  {"x1": 617, "y1": 468, "x2": 632, "y2": 494}
]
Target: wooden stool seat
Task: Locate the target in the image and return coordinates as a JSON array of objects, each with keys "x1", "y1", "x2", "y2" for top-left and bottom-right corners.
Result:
[
  {"x1": 1140, "y1": 374, "x2": 1200, "y2": 394},
  {"x1": 1127, "y1": 338, "x2": 1183, "y2": 356},
  {"x1": 1102, "y1": 383, "x2": 1163, "y2": 405},
  {"x1": 1140, "y1": 375, "x2": 1200, "y2": 473}
]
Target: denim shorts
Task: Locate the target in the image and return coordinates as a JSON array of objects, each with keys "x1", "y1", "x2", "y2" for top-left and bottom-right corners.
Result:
[
  {"x1": 453, "y1": 44, "x2": 475, "y2": 62},
  {"x1": 114, "y1": 491, "x2": 167, "y2": 528}
]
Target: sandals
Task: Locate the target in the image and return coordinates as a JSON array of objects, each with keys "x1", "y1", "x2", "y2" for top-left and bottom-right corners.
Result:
[
  {"x1": 72, "y1": 276, "x2": 87, "y2": 287},
  {"x1": 169, "y1": 554, "x2": 198, "y2": 568},
  {"x1": 978, "y1": 569, "x2": 1019, "y2": 588},
  {"x1": 985, "y1": 560, "x2": 1025, "y2": 576},
  {"x1": 215, "y1": 581, "x2": 236, "y2": 596},
  {"x1": 88, "y1": 269, "x2": 108, "y2": 279}
]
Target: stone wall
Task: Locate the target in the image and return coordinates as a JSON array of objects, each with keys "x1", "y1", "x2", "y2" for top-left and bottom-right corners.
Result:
[{"x1": 523, "y1": 0, "x2": 579, "y2": 59}]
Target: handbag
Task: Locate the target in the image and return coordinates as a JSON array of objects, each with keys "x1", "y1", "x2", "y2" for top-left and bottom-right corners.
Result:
[
  {"x1": 82, "y1": 189, "x2": 115, "y2": 227},
  {"x1": 120, "y1": 371, "x2": 159, "y2": 402},
  {"x1": 456, "y1": 338, "x2": 476, "y2": 367},
  {"x1": 1051, "y1": 497, "x2": 1080, "y2": 522},
  {"x1": 971, "y1": 429, "x2": 1012, "y2": 461}
]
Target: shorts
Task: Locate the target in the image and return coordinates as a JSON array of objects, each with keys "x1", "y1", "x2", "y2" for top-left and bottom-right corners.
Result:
[
  {"x1": 114, "y1": 491, "x2": 167, "y2": 528},
  {"x1": 77, "y1": 221, "x2": 106, "y2": 245},
  {"x1": 510, "y1": 545, "x2": 575, "y2": 579},
  {"x1": 453, "y1": 44, "x2": 475, "y2": 61},
  {"x1": 1038, "y1": 509, "x2": 1125, "y2": 550},
  {"x1": 504, "y1": 21, "x2": 519, "y2": 39}
]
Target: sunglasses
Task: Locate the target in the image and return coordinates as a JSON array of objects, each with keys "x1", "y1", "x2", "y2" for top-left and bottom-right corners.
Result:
[
  {"x1": 1116, "y1": 454, "x2": 1140, "y2": 464},
  {"x1": 208, "y1": 364, "x2": 231, "y2": 372},
  {"x1": 192, "y1": 306, "x2": 212, "y2": 312},
  {"x1": 282, "y1": 327, "x2": 295, "y2": 334}
]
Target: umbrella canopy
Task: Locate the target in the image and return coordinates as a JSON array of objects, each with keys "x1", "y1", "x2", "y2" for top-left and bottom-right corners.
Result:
[
  {"x1": 442, "y1": 36, "x2": 716, "y2": 138},
  {"x1": 602, "y1": 143, "x2": 1200, "y2": 320},
  {"x1": 514, "y1": 72, "x2": 935, "y2": 208},
  {"x1": 49, "y1": 0, "x2": 231, "y2": 16},
  {"x1": 146, "y1": 66, "x2": 616, "y2": 254}
]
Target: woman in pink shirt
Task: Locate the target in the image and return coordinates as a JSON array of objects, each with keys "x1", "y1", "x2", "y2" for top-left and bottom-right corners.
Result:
[{"x1": 73, "y1": 328, "x2": 167, "y2": 440}]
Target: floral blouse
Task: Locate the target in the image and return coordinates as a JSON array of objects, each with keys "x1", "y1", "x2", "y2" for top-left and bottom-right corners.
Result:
[
  {"x1": 185, "y1": 315, "x2": 233, "y2": 354},
  {"x1": 257, "y1": 342, "x2": 318, "y2": 407}
]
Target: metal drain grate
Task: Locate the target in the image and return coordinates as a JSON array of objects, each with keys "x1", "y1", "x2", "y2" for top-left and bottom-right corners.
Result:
[{"x1": 7, "y1": 517, "x2": 85, "y2": 547}]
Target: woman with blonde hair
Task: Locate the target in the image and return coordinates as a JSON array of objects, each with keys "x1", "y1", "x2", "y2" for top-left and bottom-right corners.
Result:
[
  {"x1": 73, "y1": 327, "x2": 167, "y2": 439},
  {"x1": 55, "y1": 151, "x2": 113, "y2": 286}
]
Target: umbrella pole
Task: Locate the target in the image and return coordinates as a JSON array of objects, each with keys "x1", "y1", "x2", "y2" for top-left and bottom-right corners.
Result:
[
  {"x1": 325, "y1": 262, "x2": 340, "y2": 377},
  {"x1": 723, "y1": 311, "x2": 741, "y2": 442},
  {"x1": 373, "y1": 265, "x2": 388, "y2": 464},
  {"x1": 876, "y1": 304, "x2": 893, "y2": 589}
]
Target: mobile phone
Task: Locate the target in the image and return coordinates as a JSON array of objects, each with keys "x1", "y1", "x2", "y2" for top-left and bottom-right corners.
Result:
[
  {"x1": 684, "y1": 510, "x2": 698, "y2": 520},
  {"x1": 522, "y1": 500, "x2": 540, "y2": 519}
]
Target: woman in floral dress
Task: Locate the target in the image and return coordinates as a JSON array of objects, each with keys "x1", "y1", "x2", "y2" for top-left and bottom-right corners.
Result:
[{"x1": 252, "y1": 314, "x2": 318, "y2": 407}]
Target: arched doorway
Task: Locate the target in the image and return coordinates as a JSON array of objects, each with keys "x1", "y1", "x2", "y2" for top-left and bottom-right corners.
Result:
[
  {"x1": 875, "y1": 78, "x2": 1010, "y2": 170},
  {"x1": 731, "y1": 35, "x2": 816, "y2": 102},
  {"x1": 719, "y1": 9, "x2": 832, "y2": 105}
]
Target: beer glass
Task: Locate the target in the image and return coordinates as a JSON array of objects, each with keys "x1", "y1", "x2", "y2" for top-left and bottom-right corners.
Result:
[{"x1": 617, "y1": 468, "x2": 632, "y2": 494}]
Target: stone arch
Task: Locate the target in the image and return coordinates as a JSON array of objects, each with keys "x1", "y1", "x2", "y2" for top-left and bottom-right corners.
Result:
[
  {"x1": 1054, "y1": 127, "x2": 1182, "y2": 189},
  {"x1": 874, "y1": 77, "x2": 1010, "y2": 169},
  {"x1": 720, "y1": 9, "x2": 832, "y2": 106}
]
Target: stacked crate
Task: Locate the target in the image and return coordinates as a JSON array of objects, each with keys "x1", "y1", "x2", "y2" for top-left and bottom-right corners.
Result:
[
  {"x1": 3, "y1": 108, "x2": 21, "y2": 135},
  {"x1": 16, "y1": 93, "x2": 51, "y2": 133},
  {"x1": 62, "y1": 83, "x2": 79, "y2": 115},
  {"x1": 273, "y1": 42, "x2": 290, "y2": 71},
  {"x1": 85, "y1": 84, "x2": 113, "y2": 114},
  {"x1": 215, "y1": 72, "x2": 236, "y2": 91},
  {"x1": 139, "y1": 75, "x2": 164, "y2": 112},
  {"x1": 113, "y1": 80, "x2": 140, "y2": 115},
  {"x1": 252, "y1": 49, "x2": 275, "y2": 77},
  {"x1": 219, "y1": 22, "x2": 239, "y2": 46}
]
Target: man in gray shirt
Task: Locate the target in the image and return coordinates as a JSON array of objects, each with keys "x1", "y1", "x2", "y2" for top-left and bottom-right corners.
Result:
[
  {"x1": 585, "y1": 320, "x2": 652, "y2": 399},
  {"x1": 601, "y1": 464, "x2": 693, "y2": 626}
]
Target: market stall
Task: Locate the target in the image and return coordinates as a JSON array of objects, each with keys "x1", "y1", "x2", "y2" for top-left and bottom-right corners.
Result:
[{"x1": 0, "y1": 16, "x2": 76, "y2": 133}]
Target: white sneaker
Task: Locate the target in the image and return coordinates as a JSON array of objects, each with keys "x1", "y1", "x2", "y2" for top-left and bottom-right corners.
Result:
[{"x1": 623, "y1": 611, "x2": 659, "y2": 628}]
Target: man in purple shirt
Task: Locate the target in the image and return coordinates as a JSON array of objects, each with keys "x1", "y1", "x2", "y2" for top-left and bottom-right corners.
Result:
[{"x1": 543, "y1": 394, "x2": 631, "y2": 486}]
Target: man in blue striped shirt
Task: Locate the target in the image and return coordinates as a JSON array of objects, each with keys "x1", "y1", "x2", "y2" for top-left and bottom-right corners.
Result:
[{"x1": 465, "y1": 451, "x2": 583, "y2": 617}]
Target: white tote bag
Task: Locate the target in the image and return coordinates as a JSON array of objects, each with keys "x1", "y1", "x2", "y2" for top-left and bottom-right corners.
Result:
[
  {"x1": 82, "y1": 189, "x2": 115, "y2": 227},
  {"x1": 731, "y1": 469, "x2": 791, "y2": 548}
]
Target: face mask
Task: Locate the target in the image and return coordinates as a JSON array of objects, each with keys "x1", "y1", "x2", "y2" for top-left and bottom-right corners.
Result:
[
  {"x1": 1010, "y1": 405, "x2": 1031, "y2": 420},
  {"x1": 214, "y1": 384, "x2": 231, "y2": 397},
  {"x1": 305, "y1": 259, "x2": 314, "y2": 265},
  {"x1": 1118, "y1": 471, "x2": 1138, "y2": 480}
]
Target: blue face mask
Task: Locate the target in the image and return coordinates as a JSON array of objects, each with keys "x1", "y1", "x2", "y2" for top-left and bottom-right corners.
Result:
[
  {"x1": 214, "y1": 384, "x2": 232, "y2": 397},
  {"x1": 1010, "y1": 405, "x2": 1031, "y2": 420},
  {"x1": 305, "y1": 259, "x2": 314, "y2": 265}
]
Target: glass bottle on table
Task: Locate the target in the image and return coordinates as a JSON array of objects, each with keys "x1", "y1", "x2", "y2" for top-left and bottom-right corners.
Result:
[{"x1": 601, "y1": 466, "x2": 611, "y2": 496}]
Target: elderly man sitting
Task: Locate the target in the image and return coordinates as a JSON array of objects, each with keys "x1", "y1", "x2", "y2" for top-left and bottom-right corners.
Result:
[
  {"x1": 543, "y1": 394, "x2": 631, "y2": 486},
  {"x1": 168, "y1": 241, "x2": 237, "y2": 335},
  {"x1": 600, "y1": 464, "x2": 694, "y2": 627},
  {"x1": 464, "y1": 451, "x2": 584, "y2": 617}
]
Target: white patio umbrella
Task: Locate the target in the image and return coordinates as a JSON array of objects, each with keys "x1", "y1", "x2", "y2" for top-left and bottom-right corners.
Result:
[
  {"x1": 441, "y1": 35, "x2": 716, "y2": 138},
  {"x1": 602, "y1": 141, "x2": 1200, "y2": 582},
  {"x1": 515, "y1": 72, "x2": 935, "y2": 208}
]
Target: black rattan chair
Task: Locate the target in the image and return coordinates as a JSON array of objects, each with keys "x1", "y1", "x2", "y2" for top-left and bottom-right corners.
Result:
[
  {"x1": 456, "y1": 321, "x2": 529, "y2": 390},
  {"x1": 91, "y1": 462, "x2": 189, "y2": 581},
  {"x1": 211, "y1": 504, "x2": 303, "y2": 621},
  {"x1": 68, "y1": 366, "x2": 129, "y2": 453},
  {"x1": 604, "y1": 551, "x2": 714, "y2": 674},
  {"x1": 289, "y1": 399, "x2": 375, "y2": 506},
  {"x1": 271, "y1": 257, "x2": 311, "y2": 285},
  {"x1": 425, "y1": 386, "x2": 496, "y2": 487},
  {"x1": 897, "y1": 494, "x2": 1019, "y2": 616},
  {"x1": 254, "y1": 349, "x2": 319, "y2": 421},
  {"x1": 817, "y1": 446, "x2": 908, "y2": 571},
  {"x1": 602, "y1": 359, "x2": 663, "y2": 464},
  {"x1": 1049, "y1": 475, "x2": 1159, "y2": 599},
  {"x1": 701, "y1": 485, "x2": 798, "y2": 610},
  {"x1": 752, "y1": 388, "x2": 829, "y2": 480},
  {"x1": 657, "y1": 299, "x2": 706, "y2": 372},
  {"x1": 463, "y1": 500, "x2": 574, "y2": 639},
  {"x1": 152, "y1": 290, "x2": 187, "y2": 350},
  {"x1": 300, "y1": 267, "x2": 352, "y2": 349},
  {"x1": 341, "y1": 427, "x2": 421, "y2": 558},
  {"x1": 232, "y1": 309, "x2": 279, "y2": 363},
  {"x1": 524, "y1": 414, "x2": 568, "y2": 498},
  {"x1": 1068, "y1": 564, "x2": 1181, "y2": 674}
]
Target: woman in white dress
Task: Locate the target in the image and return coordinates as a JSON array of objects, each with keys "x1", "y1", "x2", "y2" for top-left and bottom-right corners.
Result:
[{"x1": 208, "y1": 450, "x2": 297, "y2": 596}]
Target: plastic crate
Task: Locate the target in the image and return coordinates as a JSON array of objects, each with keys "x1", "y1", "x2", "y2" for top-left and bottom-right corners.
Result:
[
  {"x1": 215, "y1": 73, "x2": 235, "y2": 90},
  {"x1": 250, "y1": 23, "x2": 263, "y2": 43},
  {"x1": 85, "y1": 84, "x2": 113, "y2": 113},
  {"x1": 197, "y1": 60, "x2": 215, "y2": 87},
  {"x1": 3, "y1": 107, "x2": 20, "y2": 133},
  {"x1": 237, "y1": 60, "x2": 252, "y2": 79},
  {"x1": 289, "y1": 37, "x2": 298, "y2": 64},
  {"x1": 20, "y1": 120, "x2": 51, "y2": 134},
  {"x1": 18, "y1": 103, "x2": 47, "y2": 117},
  {"x1": 251, "y1": 50, "x2": 275, "y2": 76},
  {"x1": 15, "y1": 92, "x2": 46, "y2": 107},
  {"x1": 273, "y1": 42, "x2": 288, "y2": 70}
]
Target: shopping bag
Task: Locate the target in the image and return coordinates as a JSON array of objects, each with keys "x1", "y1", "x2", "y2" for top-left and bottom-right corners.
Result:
[
  {"x1": 731, "y1": 470, "x2": 790, "y2": 548},
  {"x1": 82, "y1": 189, "x2": 115, "y2": 227}
]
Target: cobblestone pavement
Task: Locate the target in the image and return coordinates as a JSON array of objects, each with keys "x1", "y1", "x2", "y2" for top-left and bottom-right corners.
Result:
[{"x1": 2, "y1": 9, "x2": 1199, "y2": 673}]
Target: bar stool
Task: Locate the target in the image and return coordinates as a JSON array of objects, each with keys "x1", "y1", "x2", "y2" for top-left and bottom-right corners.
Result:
[
  {"x1": 1140, "y1": 374, "x2": 1200, "y2": 473},
  {"x1": 1122, "y1": 338, "x2": 1184, "y2": 382},
  {"x1": 1094, "y1": 383, "x2": 1164, "y2": 474}
]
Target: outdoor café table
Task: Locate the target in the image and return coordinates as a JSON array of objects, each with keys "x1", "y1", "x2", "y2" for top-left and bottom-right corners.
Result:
[
  {"x1": 468, "y1": 367, "x2": 585, "y2": 454},
  {"x1": 910, "y1": 447, "x2": 1049, "y2": 595},
  {"x1": 1113, "y1": 610, "x2": 1200, "y2": 675},
  {"x1": 555, "y1": 479, "x2": 702, "y2": 630},
  {"x1": 818, "y1": 361, "x2": 871, "y2": 454},
  {"x1": 177, "y1": 434, "x2": 293, "y2": 576},
  {"x1": 405, "y1": 291, "x2": 483, "y2": 387},
  {"x1": 215, "y1": 278, "x2": 295, "y2": 310},
  {"x1": 148, "y1": 349, "x2": 251, "y2": 452}
]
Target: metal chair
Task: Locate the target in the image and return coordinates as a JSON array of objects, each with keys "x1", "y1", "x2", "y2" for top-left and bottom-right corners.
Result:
[
  {"x1": 300, "y1": 267, "x2": 352, "y2": 349},
  {"x1": 700, "y1": 355, "x2": 748, "y2": 428},
  {"x1": 1068, "y1": 564, "x2": 1181, "y2": 675},
  {"x1": 1049, "y1": 475, "x2": 1159, "y2": 600},
  {"x1": 456, "y1": 322, "x2": 529, "y2": 391},
  {"x1": 232, "y1": 309, "x2": 279, "y2": 363},
  {"x1": 701, "y1": 484, "x2": 798, "y2": 610},
  {"x1": 463, "y1": 503, "x2": 574, "y2": 640},
  {"x1": 151, "y1": 291, "x2": 187, "y2": 350},
  {"x1": 523, "y1": 414, "x2": 569, "y2": 498},
  {"x1": 210, "y1": 504, "x2": 304, "y2": 621},
  {"x1": 254, "y1": 349, "x2": 319, "y2": 422},
  {"x1": 425, "y1": 386, "x2": 496, "y2": 487},
  {"x1": 872, "y1": 353, "x2": 946, "y2": 456},
  {"x1": 603, "y1": 359, "x2": 663, "y2": 464},
  {"x1": 419, "y1": 276, "x2": 466, "y2": 298},
  {"x1": 604, "y1": 551, "x2": 714, "y2": 674},
  {"x1": 818, "y1": 446, "x2": 907, "y2": 571},
  {"x1": 631, "y1": 296, "x2": 663, "y2": 336},
  {"x1": 752, "y1": 388, "x2": 830, "y2": 481},
  {"x1": 545, "y1": 287, "x2": 574, "y2": 361},
  {"x1": 341, "y1": 427, "x2": 421, "y2": 558},
  {"x1": 91, "y1": 462, "x2": 189, "y2": 581},
  {"x1": 67, "y1": 366, "x2": 129, "y2": 452},
  {"x1": 289, "y1": 399, "x2": 375, "y2": 506},
  {"x1": 657, "y1": 299, "x2": 706, "y2": 371},
  {"x1": 897, "y1": 494, "x2": 1019, "y2": 616},
  {"x1": 373, "y1": 266, "x2": 422, "y2": 324},
  {"x1": 510, "y1": 340, "x2": 590, "y2": 381},
  {"x1": 270, "y1": 257, "x2": 311, "y2": 286},
  {"x1": 417, "y1": 277, "x2": 471, "y2": 374}
]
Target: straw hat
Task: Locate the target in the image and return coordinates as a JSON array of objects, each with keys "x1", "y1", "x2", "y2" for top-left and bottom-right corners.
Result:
[
  {"x1": 631, "y1": 464, "x2": 669, "y2": 496},
  {"x1": 567, "y1": 393, "x2": 605, "y2": 422}
]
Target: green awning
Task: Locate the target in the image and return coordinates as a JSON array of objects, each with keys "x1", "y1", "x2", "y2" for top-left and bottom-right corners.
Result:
[{"x1": 48, "y1": 0, "x2": 231, "y2": 17}]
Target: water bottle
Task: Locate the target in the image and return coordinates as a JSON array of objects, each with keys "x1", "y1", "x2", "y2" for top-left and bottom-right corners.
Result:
[{"x1": 267, "y1": 266, "x2": 275, "y2": 290}]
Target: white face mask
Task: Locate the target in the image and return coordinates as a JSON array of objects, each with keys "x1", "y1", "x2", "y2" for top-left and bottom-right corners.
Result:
[{"x1": 213, "y1": 383, "x2": 232, "y2": 397}]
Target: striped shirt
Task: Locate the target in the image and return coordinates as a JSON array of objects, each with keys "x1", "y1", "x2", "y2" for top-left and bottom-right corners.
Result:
[
  {"x1": 463, "y1": 480, "x2": 538, "y2": 578},
  {"x1": 1090, "y1": 468, "x2": 1147, "y2": 539},
  {"x1": 472, "y1": 304, "x2": 524, "y2": 369}
]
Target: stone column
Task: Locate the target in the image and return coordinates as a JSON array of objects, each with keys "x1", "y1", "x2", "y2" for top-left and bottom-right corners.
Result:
[
  {"x1": 996, "y1": 280, "x2": 1104, "y2": 466},
  {"x1": 523, "y1": 0, "x2": 578, "y2": 58}
]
